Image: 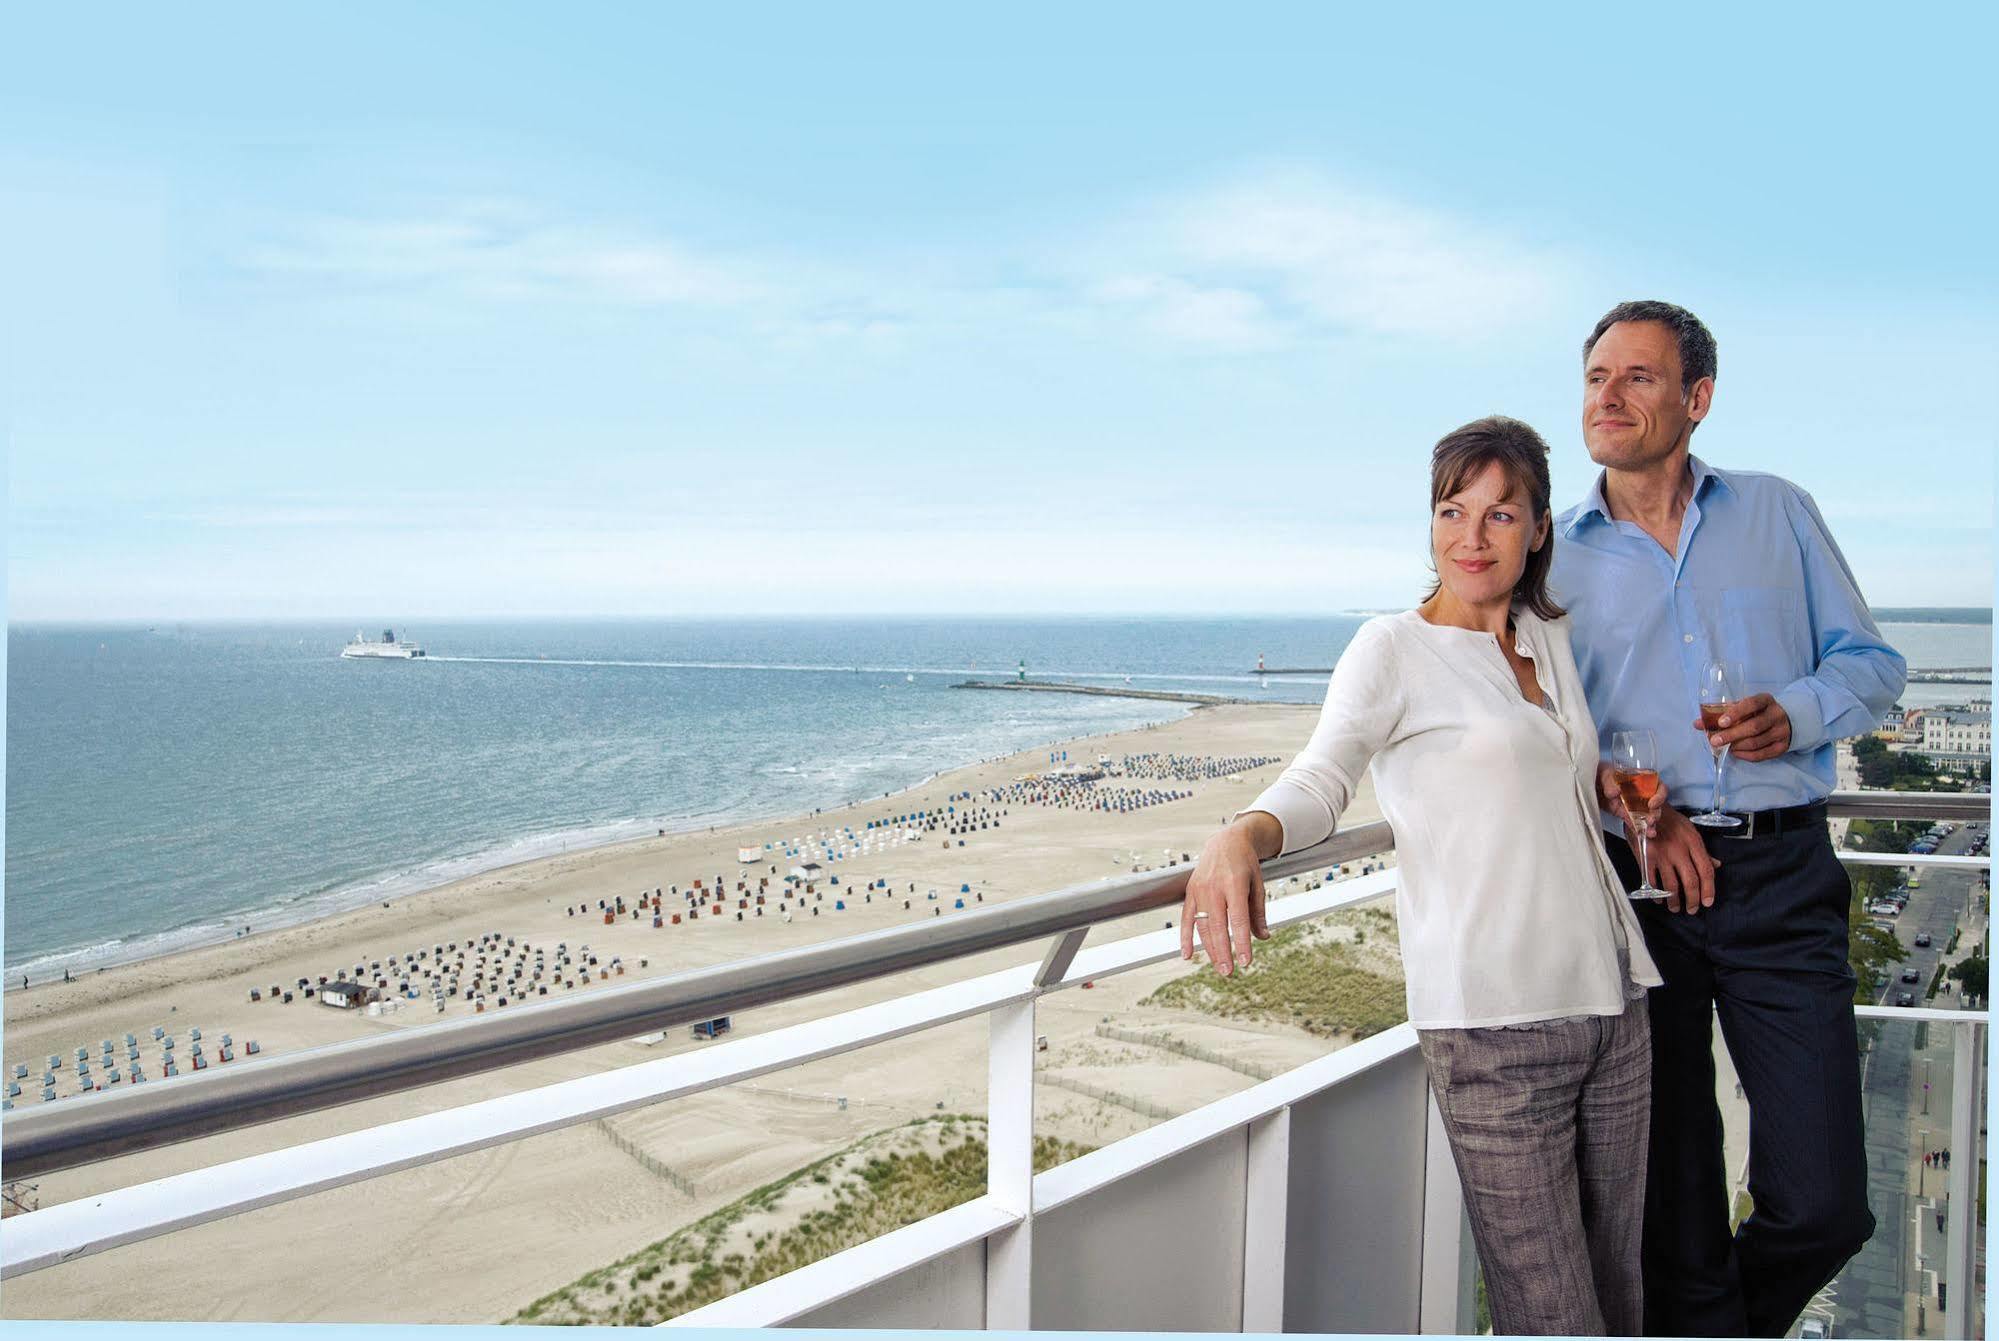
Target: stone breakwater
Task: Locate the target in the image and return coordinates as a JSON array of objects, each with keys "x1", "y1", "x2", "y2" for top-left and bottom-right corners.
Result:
[{"x1": 953, "y1": 680, "x2": 1247, "y2": 706}]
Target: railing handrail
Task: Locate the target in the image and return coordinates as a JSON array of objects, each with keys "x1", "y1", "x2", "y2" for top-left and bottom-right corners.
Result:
[
  {"x1": 0, "y1": 821, "x2": 1399, "y2": 1179},
  {"x1": 2, "y1": 790, "x2": 1983, "y2": 1179}
]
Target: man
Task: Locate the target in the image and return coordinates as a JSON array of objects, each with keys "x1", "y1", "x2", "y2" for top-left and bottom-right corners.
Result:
[{"x1": 1548, "y1": 300, "x2": 1905, "y2": 1337}]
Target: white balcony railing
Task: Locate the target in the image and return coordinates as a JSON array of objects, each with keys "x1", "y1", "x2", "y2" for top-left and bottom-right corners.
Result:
[{"x1": 1, "y1": 793, "x2": 1987, "y2": 1334}]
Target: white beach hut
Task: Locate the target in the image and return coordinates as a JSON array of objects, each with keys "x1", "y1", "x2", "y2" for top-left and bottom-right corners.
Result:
[{"x1": 320, "y1": 981, "x2": 368, "y2": 1010}]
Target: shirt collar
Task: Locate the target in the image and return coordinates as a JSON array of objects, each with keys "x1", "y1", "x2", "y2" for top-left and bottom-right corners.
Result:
[{"x1": 1564, "y1": 453, "x2": 1729, "y2": 536}]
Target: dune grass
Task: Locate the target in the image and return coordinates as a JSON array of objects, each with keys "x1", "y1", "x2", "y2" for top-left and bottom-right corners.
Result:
[
  {"x1": 1143, "y1": 906, "x2": 1407, "y2": 1039},
  {"x1": 509, "y1": 1115, "x2": 1089, "y2": 1326}
]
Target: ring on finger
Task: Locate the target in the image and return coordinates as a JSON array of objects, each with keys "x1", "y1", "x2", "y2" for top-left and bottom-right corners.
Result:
[{"x1": 1193, "y1": 911, "x2": 1210, "y2": 921}]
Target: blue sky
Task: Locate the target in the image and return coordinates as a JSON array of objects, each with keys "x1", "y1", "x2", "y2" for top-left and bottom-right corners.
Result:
[{"x1": 4, "y1": 4, "x2": 1993, "y2": 619}]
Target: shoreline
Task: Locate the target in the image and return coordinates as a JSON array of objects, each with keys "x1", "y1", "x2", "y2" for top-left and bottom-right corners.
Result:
[
  {"x1": 1, "y1": 698, "x2": 1368, "y2": 1325},
  {"x1": 1, "y1": 703, "x2": 1211, "y2": 1006}
]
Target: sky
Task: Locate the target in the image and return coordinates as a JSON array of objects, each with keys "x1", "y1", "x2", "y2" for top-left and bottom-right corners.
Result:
[{"x1": 4, "y1": 3, "x2": 1994, "y2": 620}]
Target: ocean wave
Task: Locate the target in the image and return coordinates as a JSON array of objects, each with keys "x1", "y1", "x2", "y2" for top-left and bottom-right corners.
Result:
[{"x1": 4, "y1": 693, "x2": 1192, "y2": 979}]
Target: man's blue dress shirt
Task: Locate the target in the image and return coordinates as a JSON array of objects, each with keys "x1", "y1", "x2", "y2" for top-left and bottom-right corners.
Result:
[{"x1": 1548, "y1": 454, "x2": 1906, "y2": 814}]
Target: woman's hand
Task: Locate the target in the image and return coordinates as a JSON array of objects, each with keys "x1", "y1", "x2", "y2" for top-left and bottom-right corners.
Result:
[
  {"x1": 1596, "y1": 762, "x2": 1666, "y2": 838},
  {"x1": 1180, "y1": 817, "x2": 1276, "y2": 976},
  {"x1": 1596, "y1": 764, "x2": 1719, "y2": 912}
]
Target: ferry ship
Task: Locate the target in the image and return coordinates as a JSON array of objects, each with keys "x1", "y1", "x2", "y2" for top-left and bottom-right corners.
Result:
[{"x1": 340, "y1": 628, "x2": 425, "y2": 660}]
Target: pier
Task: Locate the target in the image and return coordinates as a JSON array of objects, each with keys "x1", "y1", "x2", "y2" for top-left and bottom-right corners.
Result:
[
  {"x1": 952, "y1": 680, "x2": 1249, "y2": 707},
  {"x1": 1908, "y1": 668, "x2": 1992, "y2": 685}
]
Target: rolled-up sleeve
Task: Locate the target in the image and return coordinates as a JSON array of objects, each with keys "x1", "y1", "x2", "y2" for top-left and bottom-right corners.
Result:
[
  {"x1": 1237, "y1": 620, "x2": 1404, "y2": 854},
  {"x1": 1778, "y1": 485, "x2": 1908, "y2": 753}
]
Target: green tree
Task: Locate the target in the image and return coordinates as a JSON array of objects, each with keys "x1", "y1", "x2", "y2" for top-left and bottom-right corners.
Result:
[
  {"x1": 1850, "y1": 921, "x2": 1909, "y2": 1004},
  {"x1": 1950, "y1": 956, "x2": 1988, "y2": 1001},
  {"x1": 1848, "y1": 818, "x2": 1927, "y2": 854}
]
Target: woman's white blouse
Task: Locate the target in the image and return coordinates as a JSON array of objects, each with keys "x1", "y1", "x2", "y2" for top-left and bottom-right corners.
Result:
[{"x1": 1244, "y1": 608, "x2": 1662, "y2": 1029}]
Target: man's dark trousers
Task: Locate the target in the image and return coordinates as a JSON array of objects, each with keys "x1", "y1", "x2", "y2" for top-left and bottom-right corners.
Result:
[{"x1": 1608, "y1": 820, "x2": 1874, "y2": 1337}]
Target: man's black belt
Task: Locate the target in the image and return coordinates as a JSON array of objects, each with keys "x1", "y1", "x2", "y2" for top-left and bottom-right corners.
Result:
[{"x1": 1675, "y1": 800, "x2": 1828, "y2": 839}]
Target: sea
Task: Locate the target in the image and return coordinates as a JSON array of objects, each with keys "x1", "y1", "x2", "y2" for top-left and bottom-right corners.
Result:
[{"x1": 4, "y1": 616, "x2": 1990, "y2": 981}]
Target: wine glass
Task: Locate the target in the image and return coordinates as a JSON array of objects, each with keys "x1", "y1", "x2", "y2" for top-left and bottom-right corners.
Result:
[
  {"x1": 1689, "y1": 660, "x2": 1746, "y2": 829},
  {"x1": 1610, "y1": 729, "x2": 1668, "y2": 900}
]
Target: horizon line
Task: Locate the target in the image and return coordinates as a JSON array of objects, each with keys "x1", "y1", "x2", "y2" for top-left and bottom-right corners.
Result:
[{"x1": 6, "y1": 605, "x2": 1993, "y2": 628}]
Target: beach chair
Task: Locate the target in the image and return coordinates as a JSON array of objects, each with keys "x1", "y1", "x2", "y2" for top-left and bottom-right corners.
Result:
[
  {"x1": 6, "y1": 1082, "x2": 19, "y2": 1098},
  {"x1": 189, "y1": 1028, "x2": 201, "y2": 1042},
  {"x1": 246, "y1": 1040, "x2": 260, "y2": 1055},
  {"x1": 42, "y1": 1086, "x2": 54, "y2": 1103}
]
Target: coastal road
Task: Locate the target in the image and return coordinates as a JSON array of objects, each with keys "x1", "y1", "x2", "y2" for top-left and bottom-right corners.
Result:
[{"x1": 1824, "y1": 820, "x2": 1985, "y2": 1340}]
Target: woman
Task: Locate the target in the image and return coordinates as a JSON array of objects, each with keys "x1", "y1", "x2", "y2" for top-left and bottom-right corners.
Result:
[{"x1": 1183, "y1": 416, "x2": 1663, "y2": 1336}]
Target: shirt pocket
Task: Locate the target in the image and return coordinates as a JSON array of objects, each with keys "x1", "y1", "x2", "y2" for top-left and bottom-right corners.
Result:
[{"x1": 1718, "y1": 586, "x2": 1807, "y2": 694}]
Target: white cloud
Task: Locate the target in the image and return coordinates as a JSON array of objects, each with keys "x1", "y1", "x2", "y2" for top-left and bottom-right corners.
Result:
[
  {"x1": 243, "y1": 205, "x2": 763, "y2": 308},
  {"x1": 1088, "y1": 274, "x2": 1283, "y2": 350},
  {"x1": 1080, "y1": 166, "x2": 1572, "y2": 348},
  {"x1": 236, "y1": 169, "x2": 1571, "y2": 356}
]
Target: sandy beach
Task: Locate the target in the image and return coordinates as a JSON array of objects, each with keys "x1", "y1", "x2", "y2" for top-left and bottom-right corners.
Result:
[{"x1": 3, "y1": 700, "x2": 1400, "y2": 1324}]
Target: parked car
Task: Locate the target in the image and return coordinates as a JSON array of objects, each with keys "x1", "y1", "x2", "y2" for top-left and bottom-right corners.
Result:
[
  {"x1": 1801, "y1": 1317, "x2": 1831, "y2": 1340},
  {"x1": 1896, "y1": 991, "x2": 1917, "y2": 1007},
  {"x1": 1868, "y1": 902, "x2": 1900, "y2": 916},
  {"x1": 1901, "y1": 968, "x2": 1921, "y2": 983},
  {"x1": 1915, "y1": 932, "x2": 1933, "y2": 947}
]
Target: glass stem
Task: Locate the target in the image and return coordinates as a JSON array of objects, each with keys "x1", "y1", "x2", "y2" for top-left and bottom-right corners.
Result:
[
  {"x1": 1712, "y1": 744, "x2": 1730, "y2": 814},
  {"x1": 1633, "y1": 815, "x2": 1650, "y2": 890}
]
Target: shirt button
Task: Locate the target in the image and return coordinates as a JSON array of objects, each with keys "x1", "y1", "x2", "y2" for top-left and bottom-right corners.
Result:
[{"x1": 1683, "y1": 634, "x2": 1695, "y2": 644}]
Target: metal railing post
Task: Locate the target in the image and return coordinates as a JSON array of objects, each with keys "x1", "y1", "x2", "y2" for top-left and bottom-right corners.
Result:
[
  {"x1": 1944, "y1": 1021, "x2": 1982, "y2": 1339},
  {"x1": 1419, "y1": 1086, "x2": 1476, "y2": 1334},
  {"x1": 985, "y1": 1000, "x2": 1036, "y2": 1329},
  {"x1": 1241, "y1": 1107, "x2": 1291, "y2": 1332}
]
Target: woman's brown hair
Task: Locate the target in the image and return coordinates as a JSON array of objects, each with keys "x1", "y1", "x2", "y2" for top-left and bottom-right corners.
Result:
[{"x1": 1422, "y1": 415, "x2": 1565, "y2": 622}]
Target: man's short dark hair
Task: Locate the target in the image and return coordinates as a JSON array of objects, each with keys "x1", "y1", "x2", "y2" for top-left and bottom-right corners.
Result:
[{"x1": 1583, "y1": 300, "x2": 1717, "y2": 391}]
